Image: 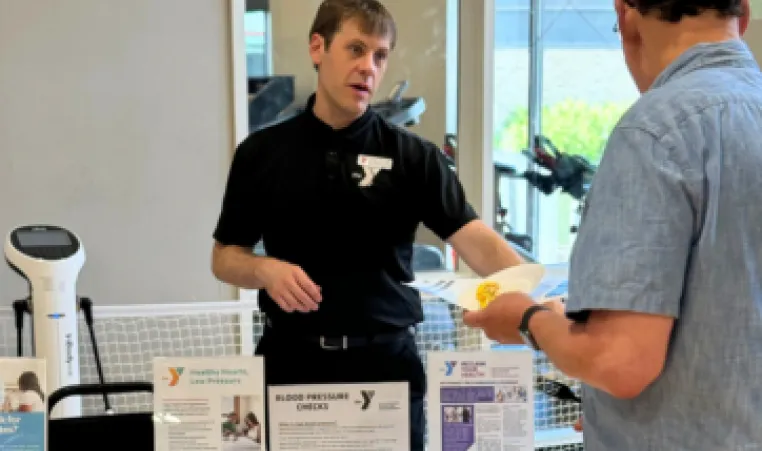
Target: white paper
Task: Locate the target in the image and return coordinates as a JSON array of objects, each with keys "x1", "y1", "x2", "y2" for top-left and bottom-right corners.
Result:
[
  {"x1": 408, "y1": 263, "x2": 567, "y2": 310},
  {"x1": 0, "y1": 358, "x2": 46, "y2": 451},
  {"x1": 427, "y1": 350, "x2": 535, "y2": 451},
  {"x1": 268, "y1": 382, "x2": 409, "y2": 451},
  {"x1": 406, "y1": 277, "x2": 479, "y2": 305},
  {"x1": 153, "y1": 356, "x2": 266, "y2": 451},
  {"x1": 530, "y1": 262, "x2": 568, "y2": 300}
]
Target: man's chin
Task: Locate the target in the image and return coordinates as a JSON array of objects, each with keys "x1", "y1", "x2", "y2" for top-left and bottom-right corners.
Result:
[{"x1": 345, "y1": 101, "x2": 369, "y2": 117}]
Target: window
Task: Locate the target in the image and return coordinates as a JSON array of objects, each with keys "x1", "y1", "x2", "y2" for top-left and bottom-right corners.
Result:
[
  {"x1": 244, "y1": 4, "x2": 271, "y2": 77},
  {"x1": 493, "y1": 0, "x2": 639, "y2": 263},
  {"x1": 496, "y1": 0, "x2": 623, "y2": 49}
]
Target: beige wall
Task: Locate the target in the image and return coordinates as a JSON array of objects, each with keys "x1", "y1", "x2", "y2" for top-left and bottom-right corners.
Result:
[
  {"x1": 270, "y1": 0, "x2": 456, "y2": 248},
  {"x1": 746, "y1": 19, "x2": 762, "y2": 64},
  {"x1": 0, "y1": 0, "x2": 237, "y2": 304}
]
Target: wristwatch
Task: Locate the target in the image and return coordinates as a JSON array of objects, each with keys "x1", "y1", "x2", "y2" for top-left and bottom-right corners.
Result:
[{"x1": 519, "y1": 304, "x2": 550, "y2": 351}]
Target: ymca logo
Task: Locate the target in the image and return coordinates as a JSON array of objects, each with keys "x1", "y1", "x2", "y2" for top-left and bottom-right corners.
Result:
[
  {"x1": 356, "y1": 154, "x2": 393, "y2": 187},
  {"x1": 444, "y1": 361, "x2": 457, "y2": 376},
  {"x1": 163, "y1": 367, "x2": 184, "y2": 386},
  {"x1": 358, "y1": 390, "x2": 375, "y2": 410}
]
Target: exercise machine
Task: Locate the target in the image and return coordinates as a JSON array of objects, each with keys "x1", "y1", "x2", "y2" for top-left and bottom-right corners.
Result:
[
  {"x1": 5, "y1": 224, "x2": 111, "y2": 419},
  {"x1": 495, "y1": 135, "x2": 597, "y2": 256},
  {"x1": 518, "y1": 134, "x2": 596, "y2": 205},
  {"x1": 248, "y1": 75, "x2": 296, "y2": 132},
  {"x1": 537, "y1": 374, "x2": 580, "y2": 404},
  {"x1": 370, "y1": 80, "x2": 426, "y2": 127},
  {"x1": 495, "y1": 161, "x2": 535, "y2": 257}
]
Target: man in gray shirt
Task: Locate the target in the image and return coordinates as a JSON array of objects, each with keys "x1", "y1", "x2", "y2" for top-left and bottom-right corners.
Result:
[{"x1": 463, "y1": 0, "x2": 762, "y2": 449}]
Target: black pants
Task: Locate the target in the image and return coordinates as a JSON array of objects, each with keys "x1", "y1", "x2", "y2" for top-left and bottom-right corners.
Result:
[{"x1": 255, "y1": 325, "x2": 427, "y2": 451}]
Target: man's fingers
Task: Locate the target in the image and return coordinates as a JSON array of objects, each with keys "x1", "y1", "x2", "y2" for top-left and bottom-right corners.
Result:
[
  {"x1": 295, "y1": 271, "x2": 322, "y2": 302},
  {"x1": 574, "y1": 417, "x2": 583, "y2": 432},
  {"x1": 287, "y1": 283, "x2": 319, "y2": 312},
  {"x1": 462, "y1": 309, "x2": 484, "y2": 327},
  {"x1": 274, "y1": 292, "x2": 297, "y2": 313}
]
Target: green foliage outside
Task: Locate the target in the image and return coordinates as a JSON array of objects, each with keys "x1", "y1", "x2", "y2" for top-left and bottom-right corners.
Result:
[
  {"x1": 495, "y1": 99, "x2": 632, "y2": 164},
  {"x1": 494, "y1": 99, "x2": 632, "y2": 255}
]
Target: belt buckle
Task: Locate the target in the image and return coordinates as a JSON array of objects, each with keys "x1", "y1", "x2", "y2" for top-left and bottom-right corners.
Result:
[{"x1": 320, "y1": 335, "x2": 348, "y2": 350}]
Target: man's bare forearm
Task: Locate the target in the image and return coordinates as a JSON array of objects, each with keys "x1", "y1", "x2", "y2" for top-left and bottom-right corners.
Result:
[
  {"x1": 211, "y1": 243, "x2": 271, "y2": 289},
  {"x1": 529, "y1": 310, "x2": 598, "y2": 381},
  {"x1": 529, "y1": 310, "x2": 635, "y2": 397},
  {"x1": 449, "y1": 220, "x2": 525, "y2": 276}
]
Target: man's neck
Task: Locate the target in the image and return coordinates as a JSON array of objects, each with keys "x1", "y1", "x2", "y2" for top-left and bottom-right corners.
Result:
[
  {"x1": 311, "y1": 89, "x2": 364, "y2": 130},
  {"x1": 640, "y1": 16, "x2": 741, "y2": 88}
]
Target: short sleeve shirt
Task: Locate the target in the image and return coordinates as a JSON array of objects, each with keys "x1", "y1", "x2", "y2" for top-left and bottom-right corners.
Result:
[
  {"x1": 213, "y1": 94, "x2": 478, "y2": 334},
  {"x1": 566, "y1": 40, "x2": 762, "y2": 450}
]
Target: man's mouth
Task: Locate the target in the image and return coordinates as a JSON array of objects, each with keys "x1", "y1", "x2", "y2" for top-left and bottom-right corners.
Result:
[{"x1": 349, "y1": 83, "x2": 371, "y2": 95}]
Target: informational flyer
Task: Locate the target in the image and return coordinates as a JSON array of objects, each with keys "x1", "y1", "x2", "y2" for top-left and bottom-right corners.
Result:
[
  {"x1": 153, "y1": 356, "x2": 265, "y2": 451},
  {"x1": 0, "y1": 358, "x2": 46, "y2": 451},
  {"x1": 427, "y1": 351, "x2": 534, "y2": 451},
  {"x1": 407, "y1": 263, "x2": 567, "y2": 309},
  {"x1": 268, "y1": 382, "x2": 409, "y2": 451}
]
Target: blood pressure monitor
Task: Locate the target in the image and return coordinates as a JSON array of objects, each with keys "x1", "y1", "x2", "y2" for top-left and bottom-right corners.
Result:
[{"x1": 4, "y1": 224, "x2": 84, "y2": 418}]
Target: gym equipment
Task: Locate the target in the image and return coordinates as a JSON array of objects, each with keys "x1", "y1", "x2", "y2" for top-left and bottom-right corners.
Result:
[
  {"x1": 248, "y1": 75, "x2": 296, "y2": 132},
  {"x1": 495, "y1": 161, "x2": 535, "y2": 256},
  {"x1": 537, "y1": 374, "x2": 581, "y2": 404},
  {"x1": 370, "y1": 80, "x2": 426, "y2": 127},
  {"x1": 495, "y1": 135, "x2": 597, "y2": 256},
  {"x1": 519, "y1": 135, "x2": 596, "y2": 204},
  {"x1": 5, "y1": 225, "x2": 110, "y2": 419}
]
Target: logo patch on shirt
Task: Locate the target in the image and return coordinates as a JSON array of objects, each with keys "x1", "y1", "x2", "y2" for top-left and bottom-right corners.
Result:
[{"x1": 357, "y1": 154, "x2": 393, "y2": 187}]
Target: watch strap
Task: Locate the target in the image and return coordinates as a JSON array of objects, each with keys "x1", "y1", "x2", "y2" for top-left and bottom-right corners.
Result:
[{"x1": 519, "y1": 304, "x2": 550, "y2": 350}]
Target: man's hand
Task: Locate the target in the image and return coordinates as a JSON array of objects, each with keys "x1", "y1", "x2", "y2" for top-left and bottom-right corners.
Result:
[
  {"x1": 462, "y1": 292, "x2": 565, "y2": 344},
  {"x1": 574, "y1": 416, "x2": 583, "y2": 432},
  {"x1": 257, "y1": 258, "x2": 322, "y2": 313}
]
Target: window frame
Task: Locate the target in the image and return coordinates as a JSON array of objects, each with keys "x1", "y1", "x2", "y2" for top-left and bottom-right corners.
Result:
[{"x1": 458, "y1": 0, "x2": 544, "y2": 263}]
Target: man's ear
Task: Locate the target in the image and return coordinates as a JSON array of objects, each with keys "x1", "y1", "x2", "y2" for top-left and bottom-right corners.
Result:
[
  {"x1": 309, "y1": 33, "x2": 324, "y2": 68},
  {"x1": 739, "y1": 0, "x2": 751, "y2": 35}
]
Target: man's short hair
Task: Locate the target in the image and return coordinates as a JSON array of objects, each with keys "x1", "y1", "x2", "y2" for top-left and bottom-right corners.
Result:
[
  {"x1": 309, "y1": 0, "x2": 397, "y2": 50},
  {"x1": 630, "y1": 0, "x2": 744, "y2": 22}
]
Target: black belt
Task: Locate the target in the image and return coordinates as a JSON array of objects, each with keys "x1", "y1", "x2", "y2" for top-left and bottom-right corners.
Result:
[{"x1": 264, "y1": 318, "x2": 414, "y2": 351}]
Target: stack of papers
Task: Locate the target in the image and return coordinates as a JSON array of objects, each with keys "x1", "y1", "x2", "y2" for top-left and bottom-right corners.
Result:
[{"x1": 408, "y1": 263, "x2": 568, "y2": 310}]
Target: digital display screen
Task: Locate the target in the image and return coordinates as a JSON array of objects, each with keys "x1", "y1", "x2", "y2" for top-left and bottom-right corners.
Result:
[{"x1": 16, "y1": 230, "x2": 72, "y2": 247}]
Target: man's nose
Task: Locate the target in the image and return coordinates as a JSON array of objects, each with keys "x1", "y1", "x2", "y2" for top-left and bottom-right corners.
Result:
[{"x1": 358, "y1": 53, "x2": 376, "y2": 74}]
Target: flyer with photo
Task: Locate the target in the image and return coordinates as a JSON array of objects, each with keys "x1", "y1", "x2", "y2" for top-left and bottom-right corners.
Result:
[
  {"x1": 268, "y1": 382, "x2": 409, "y2": 451},
  {"x1": 153, "y1": 356, "x2": 265, "y2": 451},
  {"x1": 427, "y1": 351, "x2": 534, "y2": 451},
  {"x1": 0, "y1": 358, "x2": 46, "y2": 451}
]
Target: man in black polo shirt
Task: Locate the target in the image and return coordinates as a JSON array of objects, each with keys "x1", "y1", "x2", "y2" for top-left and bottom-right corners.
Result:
[{"x1": 211, "y1": 0, "x2": 525, "y2": 449}]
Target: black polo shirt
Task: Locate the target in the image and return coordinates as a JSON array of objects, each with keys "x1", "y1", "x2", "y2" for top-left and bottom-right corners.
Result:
[{"x1": 213, "y1": 94, "x2": 478, "y2": 335}]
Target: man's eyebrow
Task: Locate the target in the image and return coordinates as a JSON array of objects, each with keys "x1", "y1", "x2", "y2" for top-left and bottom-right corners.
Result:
[{"x1": 346, "y1": 38, "x2": 389, "y2": 53}]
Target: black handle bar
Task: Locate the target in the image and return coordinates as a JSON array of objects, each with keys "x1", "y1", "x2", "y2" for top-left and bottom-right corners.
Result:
[{"x1": 48, "y1": 382, "x2": 153, "y2": 414}]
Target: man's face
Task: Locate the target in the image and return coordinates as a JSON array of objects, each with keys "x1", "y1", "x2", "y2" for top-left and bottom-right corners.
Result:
[{"x1": 310, "y1": 18, "x2": 391, "y2": 117}]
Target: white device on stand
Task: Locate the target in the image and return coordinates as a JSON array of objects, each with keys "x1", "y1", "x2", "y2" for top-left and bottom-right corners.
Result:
[{"x1": 4, "y1": 225, "x2": 84, "y2": 419}]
